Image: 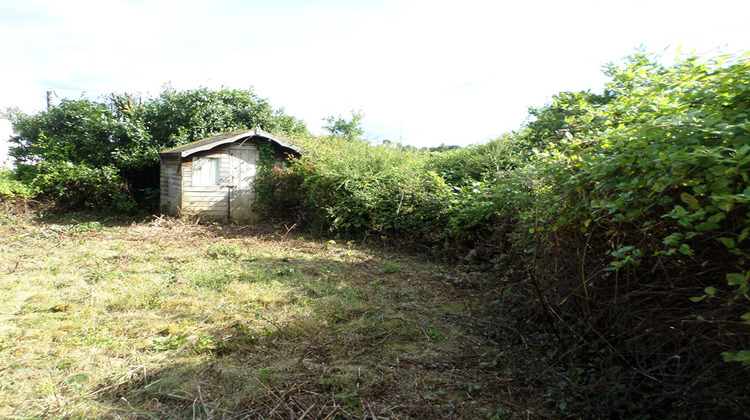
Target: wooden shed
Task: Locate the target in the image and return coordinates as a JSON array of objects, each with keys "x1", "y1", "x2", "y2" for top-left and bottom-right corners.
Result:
[{"x1": 158, "y1": 128, "x2": 302, "y2": 220}]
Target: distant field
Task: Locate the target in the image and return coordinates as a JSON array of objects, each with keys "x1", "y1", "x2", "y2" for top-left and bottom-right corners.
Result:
[{"x1": 0, "y1": 216, "x2": 529, "y2": 419}]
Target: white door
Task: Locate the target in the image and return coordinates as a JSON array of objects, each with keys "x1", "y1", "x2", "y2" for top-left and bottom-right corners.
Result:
[{"x1": 229, "y1": 148, "x2": 259, "y2": 220}]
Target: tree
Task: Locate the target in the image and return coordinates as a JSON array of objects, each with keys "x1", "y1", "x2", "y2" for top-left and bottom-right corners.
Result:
[
  {"x1": 9, "y1": 87, "x2": 309, "y2": 212},
  {"x1": 10, "y1": 99, "x2": 150, "y2": 170},
  {"x1": 322, "y1": 110, "x2": 364, "y2": 139},
  {"x1": 141, "y1": 87, "x2": 308, "y2": 150}
]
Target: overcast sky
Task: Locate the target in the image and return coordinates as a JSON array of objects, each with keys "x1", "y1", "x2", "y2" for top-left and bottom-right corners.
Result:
[{"x1": 1, "y1": 0, "x2": 749, "y2": 148}]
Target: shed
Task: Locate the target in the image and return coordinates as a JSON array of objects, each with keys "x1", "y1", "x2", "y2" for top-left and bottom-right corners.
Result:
[{"x1": 158, "y1": 128, "x2": 302, "y2": 220}]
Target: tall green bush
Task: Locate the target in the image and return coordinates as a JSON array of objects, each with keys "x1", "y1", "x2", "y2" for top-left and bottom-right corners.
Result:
[
  {"x1": 25, "y1": 161, "x2": 136, "y2": 213},
  {"x1": 504, "y1": 52, "x2": 750, "y2": 417},
  {"x1": 289, "y1": 135, "x2": 452, "y2": 238},
  {"x1": 428, "y1": 134, "x2": 522, "y2": 187},
  {"x1": 0, "y1": 168, "x2": 33, "y2": 200},
  {"x1": 8, "y1": 87, "x2": 308, "y2": 213}
]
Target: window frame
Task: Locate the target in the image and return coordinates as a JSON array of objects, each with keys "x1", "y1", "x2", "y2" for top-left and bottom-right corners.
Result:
[{"x1": 192, "y1": 156, "x2": 220, "y2": 186}]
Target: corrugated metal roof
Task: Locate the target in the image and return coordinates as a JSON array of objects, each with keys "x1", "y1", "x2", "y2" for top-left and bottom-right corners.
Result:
[{"x1": 158, "y1": 128, "x2": 304, "y2": 158}]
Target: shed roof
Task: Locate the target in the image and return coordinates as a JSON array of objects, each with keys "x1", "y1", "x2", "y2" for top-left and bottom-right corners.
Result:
[{"x1": 158, "y1": 128, "x2": 304, "y2": 158}]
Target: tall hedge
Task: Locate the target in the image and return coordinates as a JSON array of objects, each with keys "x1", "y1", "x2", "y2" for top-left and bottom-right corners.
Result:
[{"x1": 502, "y1": 52, "x2": 750, "y2": 417}]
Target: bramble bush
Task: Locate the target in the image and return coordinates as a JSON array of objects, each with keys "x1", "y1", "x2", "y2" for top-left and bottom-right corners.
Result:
[
  {"x1": 22, "y1": 161, "x2": 136, "y2": 213},
  {"x1": 428, "y1": 134, "x2": 522, "y2": 186},
  {"x1": 3, "y1": 48, "x2": 748, "y2": 417},
  {"x1": 282, "y1": 51, "x2": 750, "y2": 417},
  {"x1": 501, "y1": 52, "x2": 750, "y2": 417},
  {"x1": 286, "y1": 135, "x2": 452, "y2": 239}
]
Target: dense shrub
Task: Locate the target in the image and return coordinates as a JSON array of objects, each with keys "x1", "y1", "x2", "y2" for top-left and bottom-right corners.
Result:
[
  {"x1": 428, "y1": 134, "x2": 522, "y2": 186},
  {"x1": 285, "y1": 51, "x2": 750, "y2": 417},
  {"x1": 8, "y1": 88, "x2": 308, "y2": 213},
  {"x1": 19, "y1": 161, "x2": 136, "y2": 213},
  {"x1": 4, "y1": 49, "x2": 747, "y2": 417},
  {"x1": 287, "y1": 135, "x2": 452, "y2": 239},
  {"x1": 0, "y1": 168, "x2": 33, "y2": 200},
  {"x1": 501, "y1": 52, "x2": 750, "y2": 417}
]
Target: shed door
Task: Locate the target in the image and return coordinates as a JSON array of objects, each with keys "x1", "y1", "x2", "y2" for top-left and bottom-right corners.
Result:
[{"x1": 229, "y1": 148, "x2": 259, "y2": 220}]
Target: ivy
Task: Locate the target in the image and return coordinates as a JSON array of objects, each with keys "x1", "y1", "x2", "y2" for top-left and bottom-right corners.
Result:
[{"x1": 252, "y1": 138, "x2": 284, "y2": 216}]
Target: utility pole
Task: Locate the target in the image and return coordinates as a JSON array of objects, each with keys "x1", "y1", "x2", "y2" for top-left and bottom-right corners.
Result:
[{"x1": 46, "y1": 91, "x2": 53, "y2": 109}]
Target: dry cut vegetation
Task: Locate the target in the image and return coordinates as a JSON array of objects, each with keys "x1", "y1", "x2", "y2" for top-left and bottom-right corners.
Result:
[{"x1": 0, "y1": 215, "x2": 536, "y2": 419}]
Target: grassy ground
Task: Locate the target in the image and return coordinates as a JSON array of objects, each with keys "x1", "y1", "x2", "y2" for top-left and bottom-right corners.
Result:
[{"x1": 0, "y1": 213, "x2": 538, "y2": 419}]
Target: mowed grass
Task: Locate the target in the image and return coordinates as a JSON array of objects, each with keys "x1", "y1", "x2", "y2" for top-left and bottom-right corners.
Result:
[{"x1": 0, "y1": 215, "x2": 524, "y2": 419}]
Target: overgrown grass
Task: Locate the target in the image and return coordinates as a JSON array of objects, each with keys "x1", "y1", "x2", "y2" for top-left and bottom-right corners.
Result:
[{"x1": 0, "y1": 215, "x2": 535, "y2": 419}]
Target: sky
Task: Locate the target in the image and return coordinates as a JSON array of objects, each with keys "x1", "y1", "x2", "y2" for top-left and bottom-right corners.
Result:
[{"x1": 1, "y1": 0, "x2": 750, "y2": 150}]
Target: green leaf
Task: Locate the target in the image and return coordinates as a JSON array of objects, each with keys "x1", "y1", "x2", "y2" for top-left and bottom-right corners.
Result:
[
  {"x1": 716, "y1": 200, "x2": 734, "y2": 212},
  {"x1": 695, "y1": 221, "x2": 719, "y2": 231},
  {"x1": 663, "y1": 232, "x2": 684, "y2": 246},
  {"x1": 722, "y1": 350, "x2": 750, "y2": 366},
  {"x1": 680, "y1": 192, "x2": 700, "y2": 210},
  {"x1": 739, "y1": 228, "x2": 750, "y2": 244},
  {"x1": 707, "y1": 212, "x2": 725, "y2": 223},
  {"x1": 716, "y1": 237, "x2": 736, "y2": 249},
  {"x1": 704, "y1": 286, "x2": 717, "y2": 296},
  {"x1": 710, "y1": 165, "x2": 729, "y2": 177},
  {"x1": 64, "y1": 374, "x2": 88, "y2": 384},
  {"x1": 726, "y1": 272, "x2": 747, "y2": 286}
]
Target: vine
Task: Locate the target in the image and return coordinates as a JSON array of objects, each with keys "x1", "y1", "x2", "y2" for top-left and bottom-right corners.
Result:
[{"x1": 253, "y1": 139, "x2": 279, "y2": 215}]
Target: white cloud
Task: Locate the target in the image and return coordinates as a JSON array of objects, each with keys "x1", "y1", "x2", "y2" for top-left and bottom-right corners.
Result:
[{"x1": 1, "y1": 0, "x2": 749, "y2": 147}]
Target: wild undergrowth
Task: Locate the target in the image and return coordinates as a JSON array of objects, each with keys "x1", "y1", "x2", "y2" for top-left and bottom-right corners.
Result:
[
  {"x1": 284, "y1": 135, "x2": 453, "y2": 240},
  {"x1": 0, "y1": 215, "x2": 534, "y2": 419},
  {"x1": 269, "y1": 51, "x2": 750, "y2": 418},
  {"x1": 0, "y1": 168, "x2": 33, "y2": 200}
]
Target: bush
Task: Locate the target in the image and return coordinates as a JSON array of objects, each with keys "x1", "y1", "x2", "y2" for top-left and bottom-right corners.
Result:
[
  {"x1": 289, "y1": 136, "x2": 452, "y2": 239},
  {"x1": 428, "y1": 134, "x2": 523, "y2": 187},
  {"x1": 0, "y1": 168, "x2": 33, "y2": 200},
  {"x1": 18, "y1": 161, "x2": 136, "y2": 213},
  {"x1": 8, "y1": 87, "x2": 309, "y2": 213},
  {"x1": 503, "y1": 52, "x2": 750, "y2": 417}
]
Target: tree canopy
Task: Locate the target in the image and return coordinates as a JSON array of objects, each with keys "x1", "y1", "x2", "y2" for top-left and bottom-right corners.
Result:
[
  {"x1": 8, "y1": 87, "x2": 308, "y2": 211},
  {"x1": 322, "y1": 110, "x2": 364, "y2": 139}
]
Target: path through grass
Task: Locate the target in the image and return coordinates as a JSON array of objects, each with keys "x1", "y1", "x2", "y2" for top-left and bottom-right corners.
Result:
[{"x1": 0, "y1": 216, "x2": 534, "y2": 419}]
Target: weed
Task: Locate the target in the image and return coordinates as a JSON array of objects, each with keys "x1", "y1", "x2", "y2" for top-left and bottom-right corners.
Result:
[
  {"x1": 274, "y1": 265, "x2": 296, "y2": 277},
  {"x1": 190, "y1": 270, "x2": 233, "y2": 291},
  {"x1": 205, "y1": 244, "x2": 241, "y2": 260},
  {"x1": 193, "y1": 334, "x2": 222, "y2": 354},
  {"x1": 425, "y1": 326, "x2": 441, "y2": 340},
  {"x1": 380, "y1": 258, "x2": 401, "y2": 274},
  {"x1": 151, "y1": 333, "x2": 188, "y2": 351},
  {"x1": 256, "y1": 367, "x2": 281, "y2": 383},
  {"x1": 334, "y1": 391, "x2": 361, "y2": 413}
]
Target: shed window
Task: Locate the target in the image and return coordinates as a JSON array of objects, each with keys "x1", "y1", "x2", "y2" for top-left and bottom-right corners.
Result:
[{"x1": 193, "y1": 157, "x2": 220, "y2": 186}]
